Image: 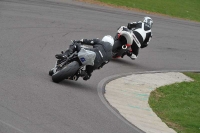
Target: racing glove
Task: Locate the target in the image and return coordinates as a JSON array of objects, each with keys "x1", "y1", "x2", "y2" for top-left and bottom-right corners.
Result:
[
  {"x1": 74, "y1": 39, "x2": 86, "y2": 44},
  {"x1": 127, "y1": 22, "x2": 137, "y2": 29}
]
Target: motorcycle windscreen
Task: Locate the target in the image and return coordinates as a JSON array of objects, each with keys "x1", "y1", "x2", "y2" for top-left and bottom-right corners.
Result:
[{"x1": 78, "y1": 48, "x2": 96, "y2": 66}]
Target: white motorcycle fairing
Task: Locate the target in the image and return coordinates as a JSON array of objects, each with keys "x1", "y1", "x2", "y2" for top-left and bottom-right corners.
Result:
[
  {"x1": 117, "y1": 26, "x2": 134, "y2": 45},
  {"x1": 78, "y1": 48, "x2": 96, "y2": 66}
]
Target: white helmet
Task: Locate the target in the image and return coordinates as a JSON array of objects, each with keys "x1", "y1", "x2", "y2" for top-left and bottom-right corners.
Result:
[
  {"x1": 102, "y1": 35, "x2": 114, "y2": 46},
  {"x1": 143, "y1": 16, "x2": 153, "y2": 28}
]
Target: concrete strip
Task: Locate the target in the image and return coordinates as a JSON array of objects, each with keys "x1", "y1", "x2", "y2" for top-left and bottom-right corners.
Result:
[{"x1": 104, "y1": 72, "x2": 193, "y2": 133}]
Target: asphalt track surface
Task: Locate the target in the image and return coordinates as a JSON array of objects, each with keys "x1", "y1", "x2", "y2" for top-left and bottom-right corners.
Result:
[{"x1": 0, "y1": 0, "x2": 200, "y2": 133}]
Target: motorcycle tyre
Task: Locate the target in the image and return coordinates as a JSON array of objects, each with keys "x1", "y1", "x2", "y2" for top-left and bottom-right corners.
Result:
[
  {"x1": 52, "y1": 61, "x2": 80, "y2": 83},
  {"x1": 112, "y1": 40, "x2": 122, "y2": 53},
  {"x1": 112, "y1": 40, "x2": 123, "y2": 58}
]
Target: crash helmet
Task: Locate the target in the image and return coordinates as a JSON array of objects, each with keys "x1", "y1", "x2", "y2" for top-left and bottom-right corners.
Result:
[
  {"x1": 102, "y1": 35, "x2": 114, "y2": 46},
  {"x1": 143, "y1": 16, "x2": 153, "y2": 28}
]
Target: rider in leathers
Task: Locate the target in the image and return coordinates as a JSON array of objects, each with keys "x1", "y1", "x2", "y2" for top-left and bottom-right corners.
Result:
[
  {"x1": 116, "y1": 16, "x2": 153, "y2": 60},
  {"x1": 55, "y1": 35, "x2": 114, "y2": 80}
]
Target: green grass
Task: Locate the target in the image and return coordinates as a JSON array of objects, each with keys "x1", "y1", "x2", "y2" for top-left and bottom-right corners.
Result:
[
  {"x1": 149, "y1": 72, "x2": 200, "y2": 133},
  {"x1": 97, "y1": 0, "x2": 200, "y2": 22}
]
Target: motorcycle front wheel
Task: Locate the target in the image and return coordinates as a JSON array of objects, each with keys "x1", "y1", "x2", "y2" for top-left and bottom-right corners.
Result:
[{"x1": 52, "y1": 61, "x2": 80, "y2": 83}]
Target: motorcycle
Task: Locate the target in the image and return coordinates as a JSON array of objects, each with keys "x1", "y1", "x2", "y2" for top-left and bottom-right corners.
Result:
[
  {"x1": 49, "y1": 42, "x2": 96, "y2": 83},
  {"x1": 112, "y1": 26, "x2": 134, "y2": 58}
]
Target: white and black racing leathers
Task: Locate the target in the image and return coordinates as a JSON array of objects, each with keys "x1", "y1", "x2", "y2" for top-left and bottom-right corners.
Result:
[{"x1": 126, "y1": 21, "x2": 152, "y2": 58}]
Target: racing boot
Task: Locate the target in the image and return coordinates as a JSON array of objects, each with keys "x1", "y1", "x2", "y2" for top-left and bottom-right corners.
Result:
[
  {"x1": 79, "y1": 70, "x2": 91, "y2": 80},
  {"x1": 128, "y1": 53, "x2": 137, "y2": 60}
]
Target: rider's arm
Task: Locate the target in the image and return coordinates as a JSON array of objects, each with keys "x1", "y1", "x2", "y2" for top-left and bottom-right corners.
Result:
[
  {"x1": 141, "y1": 33, "x2": 152, "y2": 48},
  {"x1": 80, "y1": 38, "x2": 100, "y2": 45},
  {"x1": 127, "y1": 22, "x2": 137, "y2": 29}
]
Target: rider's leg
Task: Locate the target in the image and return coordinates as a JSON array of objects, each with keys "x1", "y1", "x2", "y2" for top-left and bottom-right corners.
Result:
[
  {"x1": 128, "y1": 43, "x2": 139, "y2": 60},
  {"x1": 82, "y1": 65, "x2": 93, "y2": 80}
]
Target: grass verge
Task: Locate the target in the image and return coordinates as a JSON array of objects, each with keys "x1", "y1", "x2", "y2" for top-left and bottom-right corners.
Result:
[
  {"x1": 149, "y1": 72, "x2": 200, "y2": 133},
  {"x1": 80, "y1": 0, "x2": 200, "y2": 22}
]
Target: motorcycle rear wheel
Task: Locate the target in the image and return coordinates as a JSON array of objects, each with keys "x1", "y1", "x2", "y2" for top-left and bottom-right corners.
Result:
[
  {"x1": 112, "y1": 40, "x2": 121, "y2": 53},
  {"x1": 52, "y1": 61, "x2": 80, "y2": 83},
  {"x1": 112, "y1": 40, "x2": 123, "y2": 58}
]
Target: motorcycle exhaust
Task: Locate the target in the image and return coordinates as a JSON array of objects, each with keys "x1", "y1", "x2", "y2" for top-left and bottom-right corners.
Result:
[
  {"x1": 67, "y1": 75, "x2": 78, "y2": 81},
  {"x1": 72, "y1": 75, "x2": 78, "y2": 81},
  {"x1": 122, "y1": 45, "x2": 127, "y2": 49}
]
